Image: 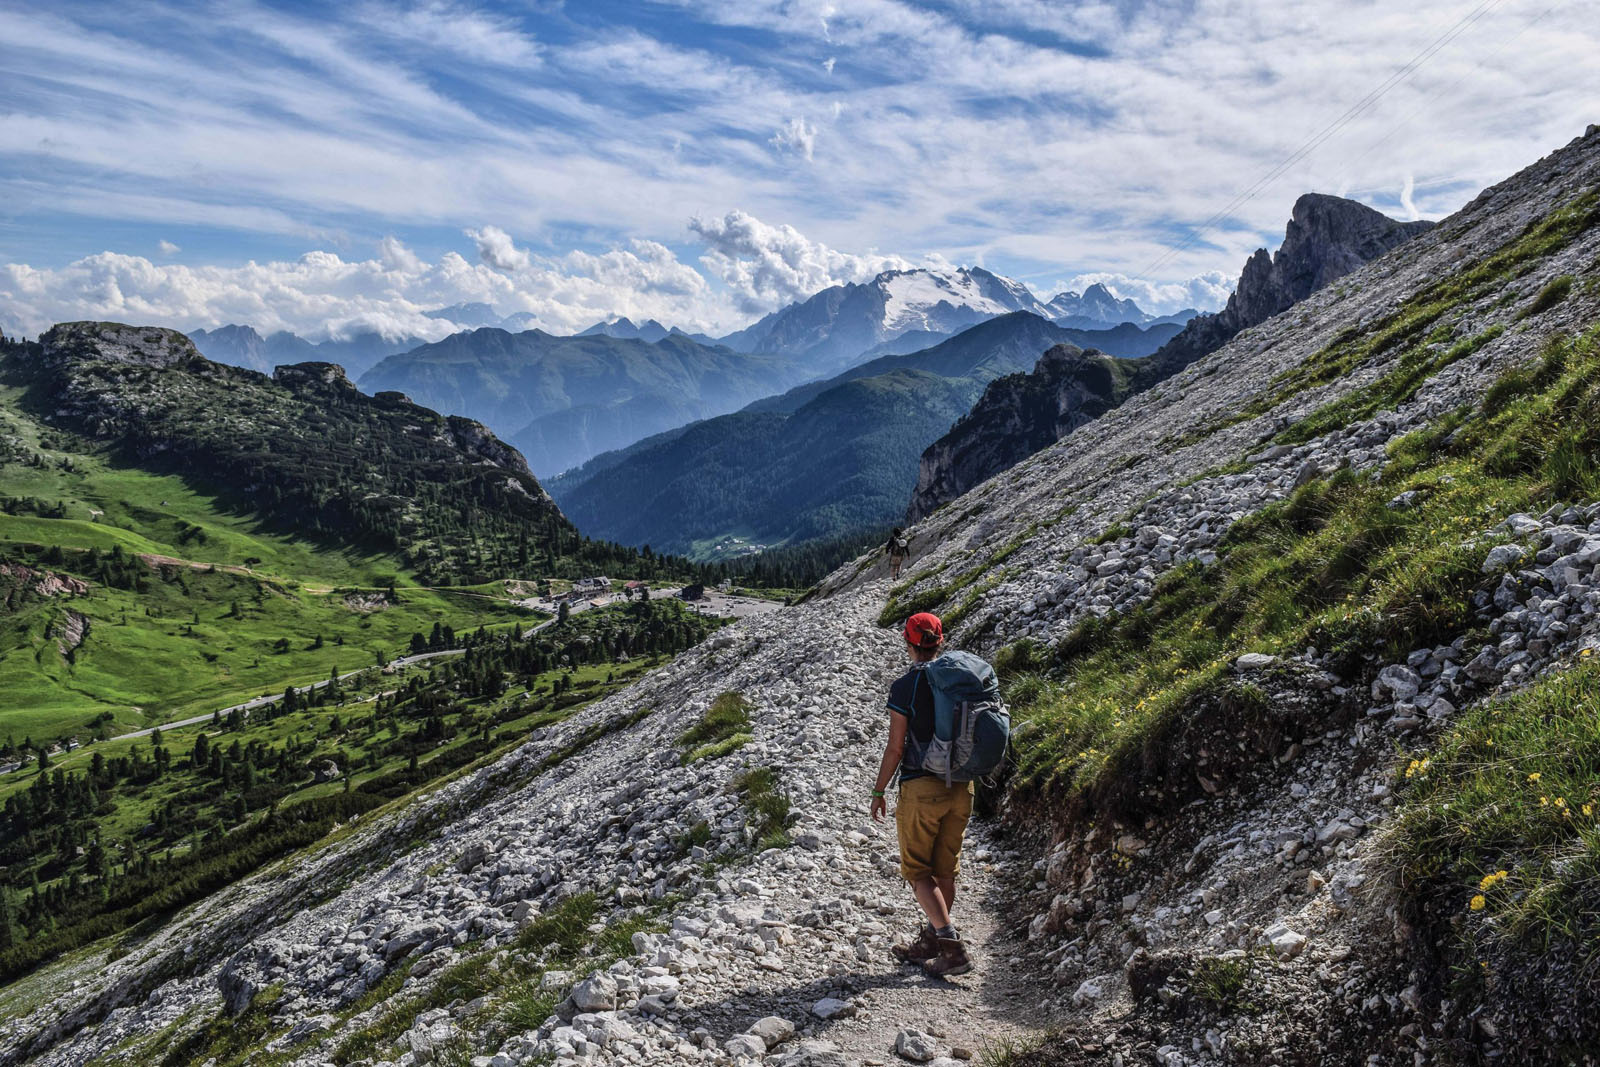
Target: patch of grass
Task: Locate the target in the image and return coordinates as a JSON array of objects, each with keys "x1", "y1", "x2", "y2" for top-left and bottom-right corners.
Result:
[
  {"x1": 878, "y1": 579, "x2": 962, "y2": 628},
  {"x1": 161, "y1": 984, "x2": 286, "y2": 1067},
  {"x1": 1086, "y1": 522, "x2": 1132, "y2": 546},
  {"x1": 1191, "y1": 954, "x2": 1256, "y2": 1012},
  {"x1": 331, "y1": 893, "x2": 609, "y2": 1064},
  {"x1": 1278, "y1": 324, "x2": 1505, "y2": 446},
  {"x1": 674, "y1": 819, "x2": 713, "y2": 854},
  {"x1": 732, "y1": 766, "x2": 793, "y2": 851},
  {"x1": 1521, "y1": 274, "x2": 1575, "y2": 319},
  {"x1": 537, "y1": 704, "x2": 655, "y2": 774},
  {"x1": 1005, "y1": 325, "x2": 1600, "y2": 803},
  {"x1": 1388, "y1": 657, "x2": 1600, "y2": 949},
  {"x1": 678, "y1": 690, "x2": 754, "y2": 763}
]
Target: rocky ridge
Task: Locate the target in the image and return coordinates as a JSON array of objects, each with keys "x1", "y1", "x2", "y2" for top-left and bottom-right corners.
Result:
[{"x1": 906, "y1": 194, "x2": 1435, "y2": 522}]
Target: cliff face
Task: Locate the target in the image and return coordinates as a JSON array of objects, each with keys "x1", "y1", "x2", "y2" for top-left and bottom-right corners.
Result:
[
  {"x1": 906, "y1": 194, "x2": 1434, "y2": 521},
  {"x1": 909, "y1": 345, "x2": 1146, "y2": 522}
]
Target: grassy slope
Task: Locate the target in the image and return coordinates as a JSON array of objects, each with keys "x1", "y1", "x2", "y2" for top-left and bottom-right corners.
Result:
[{"x1": 0, "y1": 388, "x2": 537, "y2": 741}]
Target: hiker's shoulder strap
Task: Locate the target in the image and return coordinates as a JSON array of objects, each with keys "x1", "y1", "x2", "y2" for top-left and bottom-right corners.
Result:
[{"x1": 886, "y1": 665, "x2": 925, "y2": 715}]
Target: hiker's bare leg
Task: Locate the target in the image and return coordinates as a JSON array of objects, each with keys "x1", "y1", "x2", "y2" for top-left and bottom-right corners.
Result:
[
  {"x1": 911, "y1": 877, "x2": 951, "y2": 929},
  {"x1": 936, "y1": 875, "x2": 955, "y2": 914}
]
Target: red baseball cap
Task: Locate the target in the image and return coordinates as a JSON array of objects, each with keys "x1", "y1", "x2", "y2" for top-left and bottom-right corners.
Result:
[{"x1": 904, "y1": 612, "x2": 943, "y2": 648}]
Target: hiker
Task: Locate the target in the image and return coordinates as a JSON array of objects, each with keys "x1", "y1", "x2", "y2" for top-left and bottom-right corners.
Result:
[
  {"x1": 885, "y1": 527, "x2": 911, "y2": 579},
  {"x1": 870, "y1": 611, "x2": 1008, "y2": 978}
]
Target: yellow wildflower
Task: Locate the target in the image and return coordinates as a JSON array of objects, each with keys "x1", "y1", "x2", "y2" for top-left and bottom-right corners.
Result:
[
  {"x1": 1528, "y1": 772, "x2": 1542, "y2": 783},
  {"x1": 1469, "y1": 894, "x2": 1486, "y2": 911},
  {"x1": 1540, "y1": 796, "x2": 1550, "y2": 807},
  {"x1": 1584, "y1": 803, "x2": 1595, "y2": 817}
]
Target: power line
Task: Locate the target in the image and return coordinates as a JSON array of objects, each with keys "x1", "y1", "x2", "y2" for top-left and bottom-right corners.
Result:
[
  {"x1": 1323, "y1": 0, "x2": 1563, "y2": 204},
  {"x1": 1138, "y1": 0, "x2": 1508, "y2": 281}
]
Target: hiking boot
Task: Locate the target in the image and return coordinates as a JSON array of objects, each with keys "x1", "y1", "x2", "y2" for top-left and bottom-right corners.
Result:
[
  {"x1": 923, "y1": 936, "x2": 973, "y2": 978},
  {"x1": 891, "y1": 925, "x2": 940, "y2": 964}
]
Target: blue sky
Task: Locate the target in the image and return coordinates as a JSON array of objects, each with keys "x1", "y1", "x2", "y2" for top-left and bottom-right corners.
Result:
[{"x1": 1, "y1": 0, "x2": 1596, "y2": 339}]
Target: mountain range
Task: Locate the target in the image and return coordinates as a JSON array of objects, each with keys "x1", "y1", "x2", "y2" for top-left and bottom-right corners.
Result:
[
  {"x1": 184, "y1": 270, "x2": 1185, "y2": 478},
  {"x1": 906, "y1": 192, "x2": 1436, "y2": 520},
  {"x1": 357, "y1": 330, "x2": 805, "y2": 475},
  {"x1": 188, "y1": 324, "x2": 425, "y2": 379},
  {"x1": 1045, "y1": 282, "x2": 1197, "y2": 330},
  {"x1": 547, "y1": 312, "x2": 1180, "y2": 555},
  {"x1": 546, "y1": 192, "x2": 1417, "y2": 558}
]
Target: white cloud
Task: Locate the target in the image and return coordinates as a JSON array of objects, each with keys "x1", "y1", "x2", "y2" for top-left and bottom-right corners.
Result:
[
  {"x1": 378, "y1": 235, "x2": 422, "y2": 273},
  {"x1": 363, "y1": 1, "x2": 543, "y2": 67},
  {"x1": 0, "y1": 235, "x2": 737, "y2": 342},
  {"x1": 690, "y1": 209, "x2": 912, "y2": 313},
  {"x1": 1054, "y1": 271, "x2": 1235, "y2": 316},
  {"x1": 1399, "y1": 175, "x2": 1420, "y2": 222},
  {"x1": 770, "y1": 117, "x2": 818, "y2": 162},
  {"x1": 157, "y1": 239, "x2": 180, "y2": 255},
  {"x1": 1, "y1": 0, "x2": 1598, "y2": 335},
  {"x1": 467, "y1": 225, "x2": 531, "y2": 271}
]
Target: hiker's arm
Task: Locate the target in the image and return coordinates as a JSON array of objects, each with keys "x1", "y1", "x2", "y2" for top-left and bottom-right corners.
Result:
[{"x1": 870, "y1": 712, "x2": 908, "y2": 821}]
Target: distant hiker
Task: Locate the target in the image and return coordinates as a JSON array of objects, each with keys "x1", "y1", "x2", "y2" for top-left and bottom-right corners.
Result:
[
  {"x1": 885, "y1": 527, "x2": 911, "y2": 579},
  {"x1": 871, "y1": 612, "x2": 1009, "y2": 978}
]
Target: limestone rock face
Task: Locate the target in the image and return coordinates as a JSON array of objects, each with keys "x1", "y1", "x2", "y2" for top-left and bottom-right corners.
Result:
[
  {"x1": 41, "y1": 321, "x2": 200, "y2": 368},
  {"x1": 906, "y1": 194, "x2": 1433, "y2": 521}
]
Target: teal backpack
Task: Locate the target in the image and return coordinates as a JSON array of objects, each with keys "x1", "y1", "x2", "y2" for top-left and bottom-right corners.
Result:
[{"x1": 908, "y1": 650, "x2": 1011, "y2": 784}]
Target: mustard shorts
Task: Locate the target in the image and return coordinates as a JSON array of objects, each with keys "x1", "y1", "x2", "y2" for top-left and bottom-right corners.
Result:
[{"x1": 895, "y1": 776, "x2": 974, "y2": 883}]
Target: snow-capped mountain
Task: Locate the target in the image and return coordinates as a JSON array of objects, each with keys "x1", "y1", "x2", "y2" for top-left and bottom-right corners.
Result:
[
  {"x1": 717, "y1": 266, "x2": 1053, "y2": 376},
  {"x1": 876, "y1": 266, "x2": 1050, "y2": 332}
]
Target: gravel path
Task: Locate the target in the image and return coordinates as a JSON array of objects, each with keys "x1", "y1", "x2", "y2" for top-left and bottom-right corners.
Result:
[{"x1": 820, "y1": 826, "x2": 1048, "y2": 1064}]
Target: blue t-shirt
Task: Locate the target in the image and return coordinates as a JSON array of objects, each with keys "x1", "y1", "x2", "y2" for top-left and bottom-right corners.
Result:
[{"x1": 887, "y1": 662, "x2": 937, "y2": 783}]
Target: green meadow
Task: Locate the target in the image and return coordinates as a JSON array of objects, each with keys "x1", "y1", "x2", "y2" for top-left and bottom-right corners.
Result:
[{"x1": 0, "y1": 393, "x2": 541, "y2": 742}]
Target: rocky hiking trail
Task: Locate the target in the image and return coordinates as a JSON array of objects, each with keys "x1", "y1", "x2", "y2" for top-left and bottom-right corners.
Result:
[{"x1": 0, "y1": 582, "x2": 1054, "y2": 1067}]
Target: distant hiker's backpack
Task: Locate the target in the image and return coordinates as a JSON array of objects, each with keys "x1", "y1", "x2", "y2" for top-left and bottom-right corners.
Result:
[
  {"x1": 908, "y1": 651, "x2": 1010, "y2": 784},
  {"x1": 892, "y1": 536, "x2": 909, "y2": 555}
]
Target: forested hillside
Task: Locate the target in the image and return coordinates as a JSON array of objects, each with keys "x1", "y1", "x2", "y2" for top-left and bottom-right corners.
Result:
[{"x1": 3, "y1": 323, "x2": 660, "y2": 585}]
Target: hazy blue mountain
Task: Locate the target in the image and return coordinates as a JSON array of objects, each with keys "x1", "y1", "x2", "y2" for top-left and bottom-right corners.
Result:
[
  {"x1": 358, "y1": 328, "x2": 805, "y2": 475},
  {"x1": 188, "y1": 324, "x2": 423, "y2": 378},
  {"x1": 548, "y1": 311, "x2": 1151, "y2": 555},
  {"x1": 579, "y1": 317, "x2": 672, "y2": 342}
]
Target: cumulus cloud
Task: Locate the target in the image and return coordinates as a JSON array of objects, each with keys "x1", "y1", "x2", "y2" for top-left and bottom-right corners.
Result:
[
  {"x1": 378, "y1": 235, "x2": 423, "y2": 273},
  {"x1": 157, "y1": 239, "x2": 180, "y2": 255},
  {"x1": 467, "y1": 225, "x2": 531, "y2": 271},
  {"x1": 690, "y1": 209, "x2": 913, "y2": 313},
  {"x1": 770, "y1": 117, "x2": 817, "y2": 161},
  {"x1": 0, "y1": 235, "x2": 740, "y2": 342},
  {"x1": 1054, "y1": 270, "x2": 1234, "y2": 316}
]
